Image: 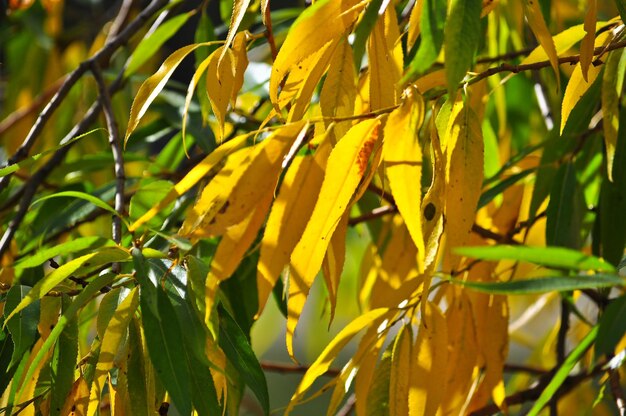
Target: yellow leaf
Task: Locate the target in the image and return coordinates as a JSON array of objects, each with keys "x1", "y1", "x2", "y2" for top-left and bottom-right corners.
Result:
[
  {"x1": 521, "y1": 20, "x2": 611, "y2": 65},
  {"x1": 88, "y1": 288, "x2": 139, "y2": 416},
  {"x1": 218, "y1": 0, "x2": 251, "y2": 67},
  {"x1": 182, "y1": 54, "x2": 212, "y2": 149},
  {"x1": 179, "y1": 147, "x2": 253, "y2": 238},
  {"x1": 125, "y1": 42, "x2": 219, "y2": 146},
  {"x1": 61, "y1": 377, "x2": 90, "y2": 416},
  {"x1": 207, "y1": 46, "x2": 236, "y2": 141},
  {"x1": 328, "y1": 321, "x2": 387, "y2": 415},
  {"x1": 464, "y1": 251, "x2": 509, "y2": 412},
  {"x1": 206, "y1": 337, "x2": 228, "y2": 404},
  {"x1": 422, "y1": 123, "x2": 446, "y2": 271},
  {"x1": 230, "y1": 31, "x2": 249, "y2": 107},
  {"x1": 353, "y1": 323, "x2": 388, "y2": 416},
  {"x1": 408, "y1": 302, "x2": 448, "y2": 416},
  {"x1": 183, "y1": 121, "x2": 307, "y2": 238},
  {"x1": 203, "y1": 192, "x2": 274, "y2": 320},
  {"x1": 560, "y1": 62, "x2": 602, "y2": 134},
  {"x1": 322, "y1": 212, "x2": 349, "y2": 323},
  {"x1": 413, "y1": 69, "x2": 446, "y2": 94},
  {"x1": 269, "y1": 0, "x2": 366, "y2": 108},
  {"x1": 261, "y1": 0, "x2": 269, "y2": 25},
  {"x1": 407, "y1": 0, "x2": 423, "y2": 51},
  {"x1": 368, "y1": 5, "x2": 403, "y2": 110},
  {"x1": 602, "y1": 49, "x2": 623, "y2": 182},
  {"x1": 130, "y1": 133, "x2": 248, "y2": 232},
  {"x1": 4, "y1": 247, "x2": 129, "y2": 324},
  {"x1": 580, "y1": 0, "x2": 597, "y2": 81},
  {"x1": 284, "y1": 42, "x2": 337, "y2": 122},
  {"x1": 287, "y1": 118, "x2": 381, "y2": 359},
  {"x1": 523, "y1": 0, "x2": 560, "y2": 87},
  {"x1": 286, "y1": 308, "x2": 391, "y2": 414},
  {"x1": 256, "y1": 133, "x2": 333, "y2": 318},
  {"x1": 390, "y1": 325, "x2": 412, "y2": 416},
  {"x1": 320, "y1": 37, "x2": 357, "y2": 140},
  {"x1": 384, "y1": 87, "x2": 426, "y2": 273},
  {"x1": 444, "y1": 103, "x2": 484, "y2": 271},
  {"x1": 440, "y1": 291, "x2": 479, "y2": 415},
  {"x1": 370, "y1": 217, "x2": 421, "y2": 310},
  {"x1": 468, "y1": 292, "x2": 509, "y2": 411}
]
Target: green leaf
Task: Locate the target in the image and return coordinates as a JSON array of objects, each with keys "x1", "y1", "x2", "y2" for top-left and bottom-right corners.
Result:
[
  {"x1": 219, "y1": 306, "x2": 269, "y2": 415},
  {"x1": 129, "y1": 179, "x2": 174, "y2": 228},
  {"x1": 478, "y1": 168, "x2": 534, "y2": 209},
  {"x1": 351, "y1": 0, "x2": 384, "y2": 70},
  {"x1": 0, "y1": 320, "x2": 15, "y2": 397},
  {"x1": 125, "y1": 12, "x2": 194, "y2": 77},
  {"x1": 402, "y1": 0, "x2": 446, "y2": 82},
  {"x1": 527, "y1": 326, "x2": 599, "y2": 416},
  {"x1": 599, "y1": 104, "x2": 626, "y2": 266},
  {"x1": 132, "y1": 249, "x2": 192, "y2": 416},
  {"x1": 614, "y1": 0, "x2": 626, "y2": 24},
  {"x1": 595, "y1": 295, "x2": 626, "y2": 361},
  {"x1": 13, "y1": 236, "x2": 114, "y2": 269},
  {"x1": 32, "y1": 191, "x2": 130, "y2": 228},
  {"x1": 13, "y1": 272, "x2": 116, "y2": 403},
  {"x1": 4, "y1": 247, "x2": 129, "y2": 324},
  {"x1": 124, "y1": 41, "x2": 221, "y2": 146},
  {"x1": 455, "y1": 245, "x2": 615, "y2": 272},
  {"x1": 3, "y1": 286, "x2": 39, "y2": 368},
  {"x1": 366, "y1": 343, "x2": 392, "y2": 416},
  {"x1": 49, "y1": 296, "x2": 78, "y2": 416},
  {"x1": 444, "y1": 0, "x2": 482, "y2": 95},
  {"x1": 126, "y1": 318, "x2": 150, "y2": 416},
  {"x1": 451, "y1": 274, "x2": 624, "y2": 295},
  {"x1": 546, "y1": 161, "x2": 586, "y2": 249},
  {"x1": 0, "y1": 129, "x2": 103, "y2": 178},
  {"x1": 146, "y1": 258, "x2": 221, "y2": 416}
]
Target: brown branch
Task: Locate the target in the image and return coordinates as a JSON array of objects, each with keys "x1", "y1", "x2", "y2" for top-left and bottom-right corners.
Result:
[
  {"x1": 0, "y1": 0, "x2": 169, "y2": 258},
  {"x1": 0, "y1": 76, "x2": 66, "y2": 136},
  {"x1": 476, "y1": 47, "x2": 536, "y2": 64},
  {"x1": 0, "y1": 0, "x2": 168, "y2": 193},
  {"x1": 261, "y1": 361, "x2": 340, "y2": 377},
  {"x1": 90, "y1": 62, "x2": 125, "y2": 249},
  {"x1": 348, "y1": 205, "x2": 397, "y2": 226},
  {"x1": 336, "y1": 394, "x2": 356, "y2": 416},
  {"x1": 471, "y1": 223, "x2": 521, "y2": 245},
  {"x1": 467, "y1": 38, "x2": 626, "y2": 88},
  {"x1": 503, "y1": 363, "x2": 549, "y2": 376},
  {"x1": 609, "y1": 369, "x2": 626, "y2": 416}
]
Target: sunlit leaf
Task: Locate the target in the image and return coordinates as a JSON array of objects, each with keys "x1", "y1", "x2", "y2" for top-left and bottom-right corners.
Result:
[
  {"x1": 383, "y1": 87, "x2": 425, "y2": 272},
  {"x1": 125, "y1": 12, "x2": 194, "y2": 76},
  {"x1": 456, "y1": 244, "x2": 615, "y2": 271},
  {"x1": 4, "y1": 247, "x2": 129, "y2": 324},
  {"x1": 287, "y1": 118, "x2": 381, "y2": 358},
  {"x1": 452, "y1": 274, "x2": 624, "y2": 295},
  {"x1": 523, "y1": 0, "x2": 560, "y2": 87},
  {"x1": 444, "y1": 0, "x2": 482, "y2": 94}
]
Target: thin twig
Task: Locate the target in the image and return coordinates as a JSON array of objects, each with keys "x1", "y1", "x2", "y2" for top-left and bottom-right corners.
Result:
[
  {"x1": 336, "y1": 394, "x2": 356, "y2": 416},
  {"x1": 609, "y1": 369, "x2": 626, "y2": 416},
  {"x1": 0, "y1": 0, "x2": 169, "y2": 258},
  {"x1": 90, "y1": 62, "x2": 126, "y2": 248},
  {"x1": 0, "y1": 0, "x2": 168, "y2": 193},
  {"x1": 470, "y1": 361, "x2": 606, "y2": 416},
  {"x1": 476, "y1": 47, "x2": 536, "y2": 64},
  {"x1": 261, "y1": 361, "x2": 340, "y2": 377},
  {"x1": 348, "y1": 205, "x2": 397, "y2": 226}
]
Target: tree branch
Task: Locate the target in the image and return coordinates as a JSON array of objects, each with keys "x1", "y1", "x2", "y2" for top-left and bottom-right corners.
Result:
[
  {"x1": 0, "y1": 0, "x2": 168, "y2": 193},
  {"x1": 90, "y1": 62, "x2": 125, "y2": 248}
]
